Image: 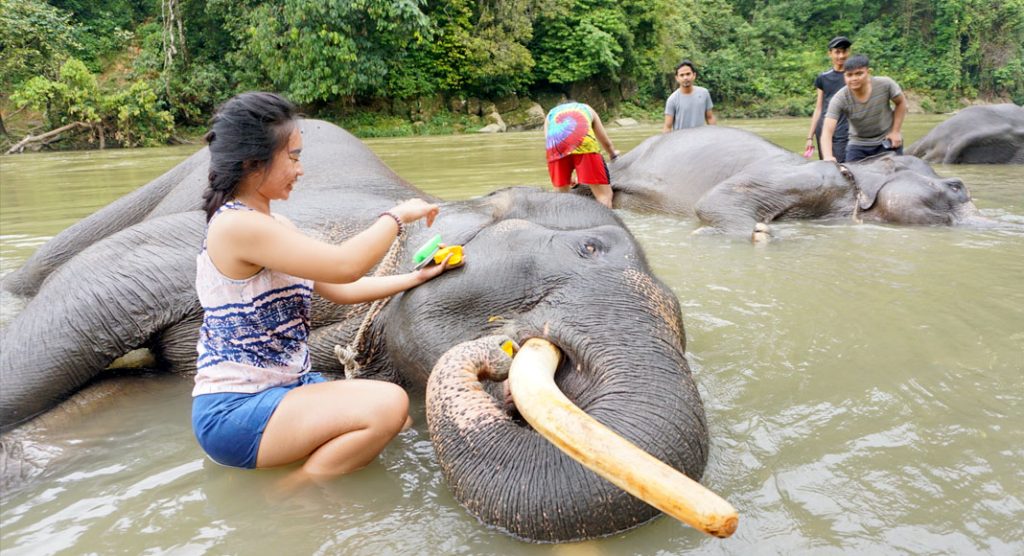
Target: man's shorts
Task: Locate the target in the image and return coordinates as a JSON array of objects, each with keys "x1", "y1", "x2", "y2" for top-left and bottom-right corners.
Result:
[
  {"x1": 845, "y1": 142, "x2": 903, "y2": 162},
  {"x1": 548, "y1": 153, "x2": 609, "y2": 188},
  {"x1": 192, "y1": 372, "x2": 327, "y2": 469}
]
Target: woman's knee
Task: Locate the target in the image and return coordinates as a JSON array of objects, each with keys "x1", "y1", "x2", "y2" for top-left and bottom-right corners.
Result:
[{"x1": 368, "y1": 382, "x2": 409, "y2": 431}]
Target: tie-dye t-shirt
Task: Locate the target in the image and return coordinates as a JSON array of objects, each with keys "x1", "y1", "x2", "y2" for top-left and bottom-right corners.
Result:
[
  {"x1": 193, "y1": 201, "x2": 313, "y2": 396},
  {"x1": 545, "y1": 103, "x2": 600, "y2": 162}
]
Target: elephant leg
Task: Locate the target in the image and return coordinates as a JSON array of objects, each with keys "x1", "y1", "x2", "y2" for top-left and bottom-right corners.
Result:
[
  {"x1": 693, "y1": 175, "x2": 781, "y2": 236},
  {"x1": 153, "y1": 308, "x2": 204, "y2": 373},
  {"x1": 1, "y1": 375, "x2": 160, "y2": 493},
  {"x1": 947, "y1": 127, "x2": 1022, "y2": 164},
  {"x1": 0, "y1": 211, "x2": 205, "y2": 428}
]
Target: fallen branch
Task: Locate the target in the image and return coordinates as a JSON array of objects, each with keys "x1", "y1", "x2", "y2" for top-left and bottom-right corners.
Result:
[{"x1": 5, "y1": 122, "x2": 94, "y2": 155}]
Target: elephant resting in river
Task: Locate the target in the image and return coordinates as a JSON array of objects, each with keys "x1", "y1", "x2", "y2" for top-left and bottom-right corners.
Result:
[
  {"x1": 0, "y1": 120, "x2": 725, "y2": 541},
  {"x1": 907, "y1": 103, "x2": 1024, "y2": 164},
  {"x1": 606, "y1": 126, "x2": 979, "y2": 235}
]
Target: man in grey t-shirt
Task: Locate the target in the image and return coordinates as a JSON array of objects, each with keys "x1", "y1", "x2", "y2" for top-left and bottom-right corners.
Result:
[
  {"x1": 662, "y1": 60, "x2": 716, "y2": 132},
  {"x1": 821, "y1": 54, "x2": 908, "y2": 162}
]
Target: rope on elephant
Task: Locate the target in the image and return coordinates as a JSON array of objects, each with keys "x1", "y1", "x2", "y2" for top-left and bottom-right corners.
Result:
[
  {"x1": 852, "y1": 194, "x2": 864, "y2": 224},
  {"x1": 837, "y1": 163, "x2": 865, "y2": 225},
  {"x1": 334, "y1": 229, "x2": 406, "y2": 379}
]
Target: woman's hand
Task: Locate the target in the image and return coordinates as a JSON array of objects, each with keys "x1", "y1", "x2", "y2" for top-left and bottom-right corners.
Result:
[
  {"x1": 413, "y1": 253, "x2": 459, "y2": 283},
  {"x1": 392, "y1": 198, "x2": 440, "y2": 227}
]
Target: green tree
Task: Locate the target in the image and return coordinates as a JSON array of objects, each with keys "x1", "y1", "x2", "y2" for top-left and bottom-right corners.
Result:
[
  {"x1": 48, "y1": 0, "x2": 155, "y2": 70},
  {"x1": 11, "y1": 58, "x2": 173, "y2": 148},
  {"x1": 393, "y1": 0, "x2": 538, "y2": 98},
  {"x1": 531, "y1": 0, "x2": 629, "y2": 84},
  {"x1": 227, "y1": 0, "x2": 431, "y2": 103},
  {"x1": 0, "y1": 0, "x2": 80, "y2": 135}
]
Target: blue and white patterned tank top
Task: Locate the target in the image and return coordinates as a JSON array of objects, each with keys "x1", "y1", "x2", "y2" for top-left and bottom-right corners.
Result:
[{"x1": 193, "y1": 201, "x2": 314, "y2": 396}]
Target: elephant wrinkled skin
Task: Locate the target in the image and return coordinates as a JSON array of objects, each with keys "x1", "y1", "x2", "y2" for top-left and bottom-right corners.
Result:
[
  {"x1": 907, "y1": 104, "x2": 1024, "y2": 164},
  {"x1": 606, "y1": 126, "x2": 979, "y2": 234},
  {"x1": 0, "y1": 120, "x2": 710, "y2": 542}
]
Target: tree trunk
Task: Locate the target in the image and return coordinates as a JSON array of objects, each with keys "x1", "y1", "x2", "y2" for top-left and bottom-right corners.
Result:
[{"x1": 5, "y1": 122, "x2": 93, "y2": 155}]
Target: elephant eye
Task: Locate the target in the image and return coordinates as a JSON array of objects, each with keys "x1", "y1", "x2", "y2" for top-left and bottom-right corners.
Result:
[
  {"x1": 577, "y1": 239, "x2": 606, "y2": 258},
  {"x1": 941, "y1": 178, "x2": 966, "y2": 194}
]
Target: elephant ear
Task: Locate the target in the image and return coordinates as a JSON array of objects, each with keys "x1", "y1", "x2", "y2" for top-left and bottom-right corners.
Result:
[{"x1": 845, "y1": 157, "x2": 895, "y2": 211}]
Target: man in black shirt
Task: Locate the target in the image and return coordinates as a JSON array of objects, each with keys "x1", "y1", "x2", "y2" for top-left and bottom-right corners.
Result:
[{"x1": 805, "y1": 36, "x2": 851, "y2": 162}]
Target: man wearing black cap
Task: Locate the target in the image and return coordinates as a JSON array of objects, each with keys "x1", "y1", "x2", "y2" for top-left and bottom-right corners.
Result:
[{"x1": 805, "y1": 36, "x2": 851, "y2": 161}]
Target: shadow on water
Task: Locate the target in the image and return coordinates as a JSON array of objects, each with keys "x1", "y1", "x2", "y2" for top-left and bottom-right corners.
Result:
[{"x1": 1, "y1": 117, "x2": 1022, "y2": 554}]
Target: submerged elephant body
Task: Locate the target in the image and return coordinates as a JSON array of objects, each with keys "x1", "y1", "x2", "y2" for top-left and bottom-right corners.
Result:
[
  {"x1": 908, "y1": 104, "x2": 1024, "y2": 164},
  {"x1": 1, "y1": 120, "x2": 710, "y2": 541},
  {"x1": 608, "y1": 126, "x2": 978, "y2": 234}
]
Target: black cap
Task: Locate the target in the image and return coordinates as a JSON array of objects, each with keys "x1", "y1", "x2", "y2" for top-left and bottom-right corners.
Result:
[{"x1": 828, "y1": 36, "x2": 852, "y2": 49}]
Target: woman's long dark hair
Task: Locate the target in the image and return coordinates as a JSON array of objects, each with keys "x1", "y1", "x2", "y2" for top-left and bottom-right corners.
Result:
[{"x1": 202, "y1": 92, "x2": 298, "y2": 221}]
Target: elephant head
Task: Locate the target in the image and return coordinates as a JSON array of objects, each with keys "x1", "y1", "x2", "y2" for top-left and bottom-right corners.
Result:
[
  {"x1": 844, "y1": 154, "x2": 976, "y2": 225},
  {"x1": 0, "y1": 120, "x2": 726, "y2": 542},
  {"x1": 292, "y1": 184, "x2": 725, "y2": 540}
]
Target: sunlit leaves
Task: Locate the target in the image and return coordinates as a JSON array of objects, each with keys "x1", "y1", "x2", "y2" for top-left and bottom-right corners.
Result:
[{"x1": 229, "y1": 0, "x2": 430, "y2": 103}]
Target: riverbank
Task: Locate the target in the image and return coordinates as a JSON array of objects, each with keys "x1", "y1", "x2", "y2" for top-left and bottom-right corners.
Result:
[{"x1": 1, "y1": 93, "x2": 1009, "y2": 151}]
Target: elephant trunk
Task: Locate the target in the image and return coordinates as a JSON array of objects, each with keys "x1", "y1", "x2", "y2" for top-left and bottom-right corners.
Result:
[
  {"x1": 0, "y1": 213, "x2": 204, "y2": 428},
  {"x1": 508, "y1": 338, "x2": 737, "y2": 538},
  {"x1": 426, "y1": 336, "x2": 732, "y2": 542}
]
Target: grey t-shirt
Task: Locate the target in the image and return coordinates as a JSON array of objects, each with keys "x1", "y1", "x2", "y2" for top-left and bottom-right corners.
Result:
[
  {"x1": 665, "y1": 87, "x2": 713, "y2": 130},
  {"x1": 826, "y1": 76, "x2": 903, "y2": 146}
]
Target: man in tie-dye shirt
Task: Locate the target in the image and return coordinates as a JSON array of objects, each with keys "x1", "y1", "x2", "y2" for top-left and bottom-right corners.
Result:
[{"x1": 544, "y1": 101, "x2": 620, "y2": 208}]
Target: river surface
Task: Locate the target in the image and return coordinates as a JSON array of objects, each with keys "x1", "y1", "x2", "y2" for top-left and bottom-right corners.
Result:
[{"x1": 1, "y1": 116, "x2": 1022, "y2": 554}]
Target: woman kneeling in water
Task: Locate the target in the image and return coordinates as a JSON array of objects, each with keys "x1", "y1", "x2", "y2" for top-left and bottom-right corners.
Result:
[{"x1": 192, "y1": 92, "x2": 453, "y2": 483}]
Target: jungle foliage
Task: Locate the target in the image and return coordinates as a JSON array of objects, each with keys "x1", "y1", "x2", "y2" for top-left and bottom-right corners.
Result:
[{"x1": 2, "y1": 0, "x2": 1023, "y2": 146}]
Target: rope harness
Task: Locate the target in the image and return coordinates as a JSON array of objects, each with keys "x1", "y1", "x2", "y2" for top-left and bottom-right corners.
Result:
[
  {"x1": 837, "y1": 163, "x2": 865, "y2": 224},
  {"x1": 334, "y1": 230, "x2": 406, "y2": 379}
]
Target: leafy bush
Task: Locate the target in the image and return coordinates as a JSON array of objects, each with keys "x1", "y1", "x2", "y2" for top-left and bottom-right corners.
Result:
[
  {"x1": 11, "y1": 58, "x2": 174, "y2": 147},
  {"x1": 103, "y1": 81, "x2": 174, "y2": 146}
]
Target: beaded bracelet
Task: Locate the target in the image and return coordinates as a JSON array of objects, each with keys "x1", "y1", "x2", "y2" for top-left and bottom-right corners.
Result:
[{"x1": 379, "y1": 211, "x2": 405, "y2": 236}]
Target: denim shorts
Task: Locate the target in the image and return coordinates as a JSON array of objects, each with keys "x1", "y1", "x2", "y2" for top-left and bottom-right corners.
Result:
[{"x1": 192, "y1": 372, "x2": 326, "y2": 469}]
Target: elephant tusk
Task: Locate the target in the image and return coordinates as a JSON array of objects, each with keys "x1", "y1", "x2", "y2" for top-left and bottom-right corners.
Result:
[{"x1": 508, "y1": 338, "x2": 739, "y2": 538}]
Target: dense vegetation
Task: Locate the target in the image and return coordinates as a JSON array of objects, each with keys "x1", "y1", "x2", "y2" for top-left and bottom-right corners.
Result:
[{"x1": 2, "y1": 0, "x2": 1023, "y2": 148}]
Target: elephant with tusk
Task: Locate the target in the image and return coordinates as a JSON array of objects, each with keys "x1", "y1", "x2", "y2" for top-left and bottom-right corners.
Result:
[{"x1": 0, "y1": 120, "x2": 730, "y2": 541}]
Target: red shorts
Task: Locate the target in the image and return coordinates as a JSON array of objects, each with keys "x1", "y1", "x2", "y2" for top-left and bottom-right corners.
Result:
[{"x1": 547, "y1": 153, "x2": 609, "y2": 188}]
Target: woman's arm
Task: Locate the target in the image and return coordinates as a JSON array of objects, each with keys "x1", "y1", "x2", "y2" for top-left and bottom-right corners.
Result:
[
  {"x1": 207, "y1": 199, "x2": 438, "y2": 284},
  {"x1": 314, "y1": 257, "x2": 452, "y2": 304}
]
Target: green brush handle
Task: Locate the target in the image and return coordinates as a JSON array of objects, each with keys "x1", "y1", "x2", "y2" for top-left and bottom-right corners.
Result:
[{"x1": 412, "y1": 234, "x2": 444, "y2": 265}]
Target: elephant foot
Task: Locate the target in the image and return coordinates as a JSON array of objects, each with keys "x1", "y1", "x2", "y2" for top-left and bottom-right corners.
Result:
[
  {"x1": 751, "y1": 222, "x2": 771, "y2": 244},
  {"x1": 106, "y1": 348, "x2": 157, "y2": 370}
]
